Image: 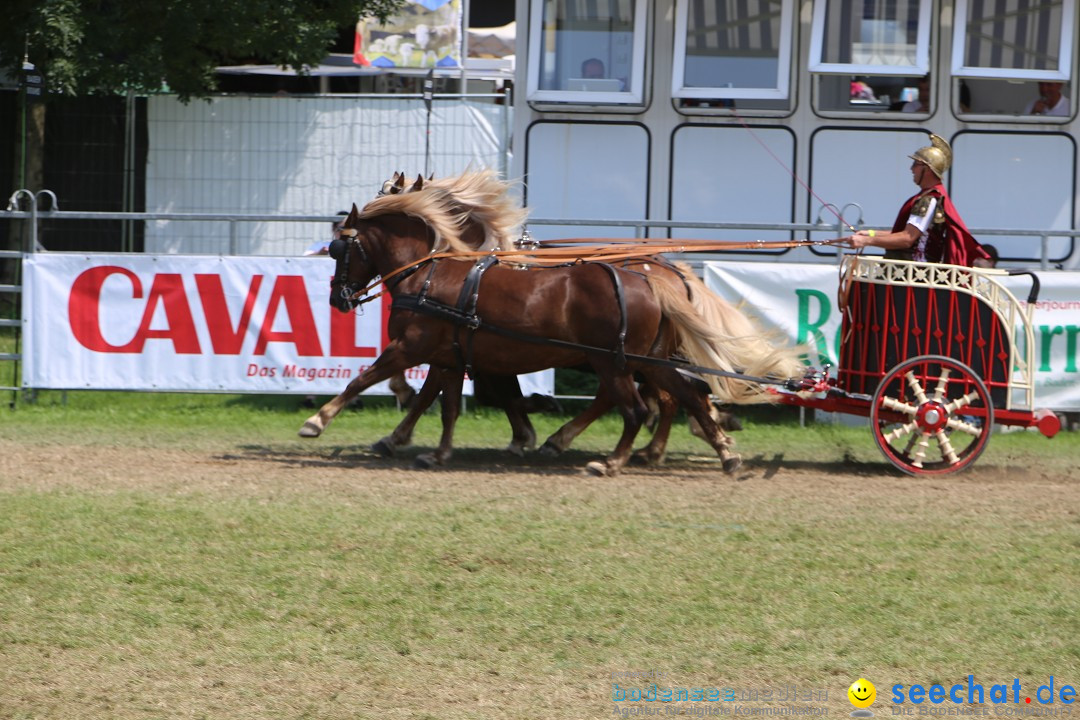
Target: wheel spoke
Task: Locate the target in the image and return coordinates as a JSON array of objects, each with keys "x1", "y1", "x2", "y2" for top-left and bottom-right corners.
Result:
[
  {"x1": 883, "y1": 421, "x2": 919, "y2": 443},
  {"x1": 943, "y1": 391, "x2": 980, "y2": 415},
  {"x1": 944, "y1": 416, "x2": 982, "y2": 435},
  {"x1": 871, "y1": 355, "x2": 994, "y2": 476},
  {"x1": 880, "y1": 395, "x2": 917, "y2": 416},
  {"x1": 931, "y1": 368, "x2": 952, "y2": 402},
  {"x1": 934, "y1": 430, "x2": 961, "y2": 464},
  {"x1": 911, "y1": 433, "x2": 932, "y2": 467},
  {"x1": 905, "y1": 371, "x2": 930, "y2": 404},
  {"x1": 902, "y1": 429, "x2": 920, "y2": 455}
]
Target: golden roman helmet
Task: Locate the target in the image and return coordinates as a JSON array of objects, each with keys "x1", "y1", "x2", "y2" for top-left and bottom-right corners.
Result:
[{"x1": 908, "y1": 133, "x2": 952, "y2": 178}]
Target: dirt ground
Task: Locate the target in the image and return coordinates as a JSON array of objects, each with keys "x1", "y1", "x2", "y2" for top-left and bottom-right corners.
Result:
[
  {"x1": 2, "y1": 438, "x2": 1077, "y2": 506},
  {"x1": 2, "y1": 437, "x2": 1078, "y2": 720}
]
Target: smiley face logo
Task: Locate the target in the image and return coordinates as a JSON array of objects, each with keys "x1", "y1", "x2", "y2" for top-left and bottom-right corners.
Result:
[{"x1": 848, "y1": 678, "x2": 876, "y2": 709}]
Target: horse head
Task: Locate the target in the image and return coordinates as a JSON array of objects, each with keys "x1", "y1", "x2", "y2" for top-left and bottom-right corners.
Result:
[{"x1": 327, "y1": 203, "x2": 377, "y2": 313}]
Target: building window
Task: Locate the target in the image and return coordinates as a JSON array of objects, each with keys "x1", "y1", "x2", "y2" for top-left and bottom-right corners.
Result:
[
  {"x1": 809, "y1": 0, "x2": 932, "y2": 114},
  {"x1": 951, "y1": 0, "x2": 1073, "y2": 81},
  {"x1": 671, "y1": 0, "x2": 795, "y2": 102},
  {"x1": 809, "y1": 0, "x2": 931, "y2": 76},
  {"x1": 526, "y1": 0, "x2": 647, "y2": 104},
  {"x1": 952, "y1": 0, "x2": 1074, "y2": 119}
]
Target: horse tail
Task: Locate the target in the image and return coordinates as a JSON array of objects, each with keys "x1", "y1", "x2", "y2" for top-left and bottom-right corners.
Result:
[{"x1": 647, "y1": 268, "x2": 805, "y2": 404}]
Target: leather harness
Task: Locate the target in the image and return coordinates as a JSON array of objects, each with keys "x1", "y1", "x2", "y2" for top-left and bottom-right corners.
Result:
[{"x1": 391, "y1": 255, "x2": 629, "y2": 374}]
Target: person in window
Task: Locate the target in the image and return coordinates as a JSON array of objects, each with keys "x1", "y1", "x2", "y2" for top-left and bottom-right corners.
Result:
[
  {"x1": 1023, "y1": 82, "x2": 1069, "y2": 116},
  {"x1": 901, "y1": 75, "x2": 931, "y2": 113},
  {"x1": 841, "y1": 134, "x2": 991, "y2": 267},
  {"x1": 581, "y1": 57, "x2": 606, "y2": 79},
  {"x1": 576, "y1": 57, "x2": 626, "y2": 91},
  {"x1": 850, "y1": 78, "x2": 876, "y2": 102}
]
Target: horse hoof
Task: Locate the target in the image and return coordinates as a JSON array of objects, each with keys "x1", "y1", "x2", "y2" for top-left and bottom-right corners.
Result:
[
  {"x1": 298, "y1": 420, "x2": 323, "y2": 438},
  {"x1": 371, "y1": 438, "x2": 395, "y2": 457},
  {"x1": 585, "y1": 460, "x2": 616, "y2": 477},
  {"x1": 717, "y1": 411, "x2": 744, "y2": 432},
  {"x1": 505, "y1": 443, "x2": 526, "y2": 458},
  {"x1": 722, "y1": 455, "x2": 743, "y2": 474},
  {"x1": 414, "y1": 453, "x2": 439, "y2": 469},
  {"x1": 630, "y1": 450, "x2": 663, "y2": 467},
  {"x1": 538, "y1": 441, "x2": 562, "y2": 457}
]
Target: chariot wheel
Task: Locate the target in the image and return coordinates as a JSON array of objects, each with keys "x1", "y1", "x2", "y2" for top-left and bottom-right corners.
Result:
[{"x1": 870, "y1": 355, "x2": 994, "y2": 476}]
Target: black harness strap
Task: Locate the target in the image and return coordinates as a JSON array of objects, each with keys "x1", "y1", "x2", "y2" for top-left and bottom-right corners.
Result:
[
  {"x1": 595, "y1": 262, "x2": 628, "y2": 369},
  {"x1": 454, "y1": 255, "x2": 499, "y2": 326},
  {"x1": 450, "y1": 255, "x2": 499, "y2": 372},
  {"x1": 390, "y1": 293, "x2": 793, "y2": 388}
]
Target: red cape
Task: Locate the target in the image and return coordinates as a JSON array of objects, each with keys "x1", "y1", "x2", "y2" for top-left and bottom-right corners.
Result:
[{"x1": 892, "y1": 183, "x2": 989, "y2": 266}]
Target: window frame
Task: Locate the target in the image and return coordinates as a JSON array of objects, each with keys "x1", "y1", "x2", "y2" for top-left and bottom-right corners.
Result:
[
  {"x1": 950, "y1": 0, "x2": 1074, "y2": 81},
  {"x1": 808, "y1": 0, "x2": 933, "y2": 77},
  {"x1": 671, "y1": 0, "x2": 796, "y2": 101},
  {"x1": 525, "y1": 0, "x2": 649, "y2": 105}
]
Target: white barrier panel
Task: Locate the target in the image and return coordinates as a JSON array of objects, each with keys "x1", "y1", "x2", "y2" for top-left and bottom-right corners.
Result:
[
  {"x1": 22, "y1": 254, "x2": 554, "y2": 397},
  {"x1": 704, "y1": 262, "x2": 1080, "y2": 411}
]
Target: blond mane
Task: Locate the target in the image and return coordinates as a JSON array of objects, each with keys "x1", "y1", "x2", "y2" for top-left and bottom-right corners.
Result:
[{"x1": 358, "y1": 169, "x2": 528, "y2": 255}]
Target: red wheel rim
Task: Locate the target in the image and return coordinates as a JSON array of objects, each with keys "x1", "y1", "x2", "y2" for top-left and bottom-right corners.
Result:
[{"x1": 870, "y1": 355, "x2": 994, "y2": 476}]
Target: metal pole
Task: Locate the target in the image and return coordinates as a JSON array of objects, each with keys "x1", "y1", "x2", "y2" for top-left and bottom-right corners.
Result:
[
  {"x1": 423, "y1": 69, "x2": 434, "y2": 177},
  {"x1": 122, "y1": 90, "x2": 135, "y2": 252},
  {"x1": 500, "y1": 87, "x2": 510, "y2": 178},
  {"x1": 27, "y1": 192, "x2": 37, "y2": 253},
  {"x1": 459, "y1": 0, "x2": 470, "y2": 93}
]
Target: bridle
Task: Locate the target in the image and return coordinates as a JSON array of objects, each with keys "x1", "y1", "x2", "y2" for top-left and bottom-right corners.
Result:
[{"x1": 328, "y1": 227, "x2": 370, "y2": 310}]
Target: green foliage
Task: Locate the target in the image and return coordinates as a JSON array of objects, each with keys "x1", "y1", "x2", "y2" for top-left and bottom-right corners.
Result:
[{"x1": 1, "y1": 0, "x2": 407, "y2": 100}]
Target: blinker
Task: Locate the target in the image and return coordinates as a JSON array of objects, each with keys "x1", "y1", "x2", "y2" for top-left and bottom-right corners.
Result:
[{"x1": 328, "y1": 237, "x2": 348, "y2": 260}]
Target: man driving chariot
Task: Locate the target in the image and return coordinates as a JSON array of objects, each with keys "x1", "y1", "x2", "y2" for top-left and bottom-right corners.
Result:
[{"x1": 843, "y1": 133, "x2": 993, "y2": 268}]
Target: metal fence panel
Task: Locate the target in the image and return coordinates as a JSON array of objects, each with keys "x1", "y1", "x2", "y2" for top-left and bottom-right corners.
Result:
[{"x1": 145, "y1": 94, "x2": 510, "y2": 256}]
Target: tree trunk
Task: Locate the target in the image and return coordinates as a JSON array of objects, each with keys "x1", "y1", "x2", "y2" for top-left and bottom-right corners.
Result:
[{"x1": 2, "y1": 98, "x2": 45, "y2": 288}]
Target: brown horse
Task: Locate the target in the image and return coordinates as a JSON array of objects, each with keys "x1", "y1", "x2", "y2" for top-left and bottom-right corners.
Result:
[
  {"x1": 361, "y1": 171, "x2": 799, "y2": 466},
  {"x1": 298, "y1": 182, "x2": 798, "y2": 475},
  {"x1": 367, "y1": 170, "x2": 552, "y2": 460}
]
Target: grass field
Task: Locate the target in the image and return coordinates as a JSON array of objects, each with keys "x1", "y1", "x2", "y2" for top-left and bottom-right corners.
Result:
[{"x1": 1, "y1": 391, "x2": 1079, "y2": 719}]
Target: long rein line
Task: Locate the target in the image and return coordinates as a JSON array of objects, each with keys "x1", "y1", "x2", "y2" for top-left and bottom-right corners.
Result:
[
  {"x1": 728, "y1": 106, "x2": 858, "y2": 235},
  {"x1": 340, "y1": 233, "x2": 850, "y2": 306}
]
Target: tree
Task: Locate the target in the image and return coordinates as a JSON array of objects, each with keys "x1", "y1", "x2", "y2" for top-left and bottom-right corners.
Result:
[
  {"x1": 0, "y1": 0, "x2": 406, "y2": 100},
  {"x1": 0, "y1": 0, "x2": 405, "y2": 288}
]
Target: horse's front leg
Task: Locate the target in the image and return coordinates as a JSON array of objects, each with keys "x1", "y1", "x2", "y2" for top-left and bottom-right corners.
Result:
[
  {"x1": 641, "y1": 367, "x2": 742, "y2": 474},
  {"x1": 585, "y1": 372, "x2": 648, "y2": 477},
  {"x1": 539, "y1": 384, "x2": 613, "y2": 456},
  {"x1": 298, "y1": 347, "x2": 412, "y2": 438},
  {"x1": 372, "y1": 368, "x2": 444, "y2": 457},
  {"x1": 415, "y1": 369, "x2": 465, "y2": 468},
  {"x1": 632, "y1": 383, "x2": 676, "y2": 466}
]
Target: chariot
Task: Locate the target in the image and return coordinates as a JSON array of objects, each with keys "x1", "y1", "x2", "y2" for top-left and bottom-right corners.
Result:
[{"x1": 774, "y1": 255, "x2": 1060, "y2": 475}]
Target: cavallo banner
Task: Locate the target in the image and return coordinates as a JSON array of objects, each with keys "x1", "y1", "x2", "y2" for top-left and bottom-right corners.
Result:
[
  {"x1": 22, "y1": 254, "x2": 553, "y2": 396},
  {"x1": 704, "y1": 262, "x2": 1080, "y2": 412}
]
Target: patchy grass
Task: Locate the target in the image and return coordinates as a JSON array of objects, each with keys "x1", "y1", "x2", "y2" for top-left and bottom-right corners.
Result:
[{"x1": 0, "y1": 390, "x2": 1078, "y2": 719}]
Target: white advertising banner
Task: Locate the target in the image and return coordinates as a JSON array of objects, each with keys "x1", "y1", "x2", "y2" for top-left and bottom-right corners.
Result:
[
  {"x1": 704, "y1": 262, "x2": 1080, "y2": 411},
  {"x1": 22, "y1": 254, "x2": 554, "y2": 397}
]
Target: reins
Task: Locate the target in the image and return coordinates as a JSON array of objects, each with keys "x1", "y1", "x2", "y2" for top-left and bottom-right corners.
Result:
[{"x1": 339, "y1": 228, "x2": 849, "y2": 306}]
